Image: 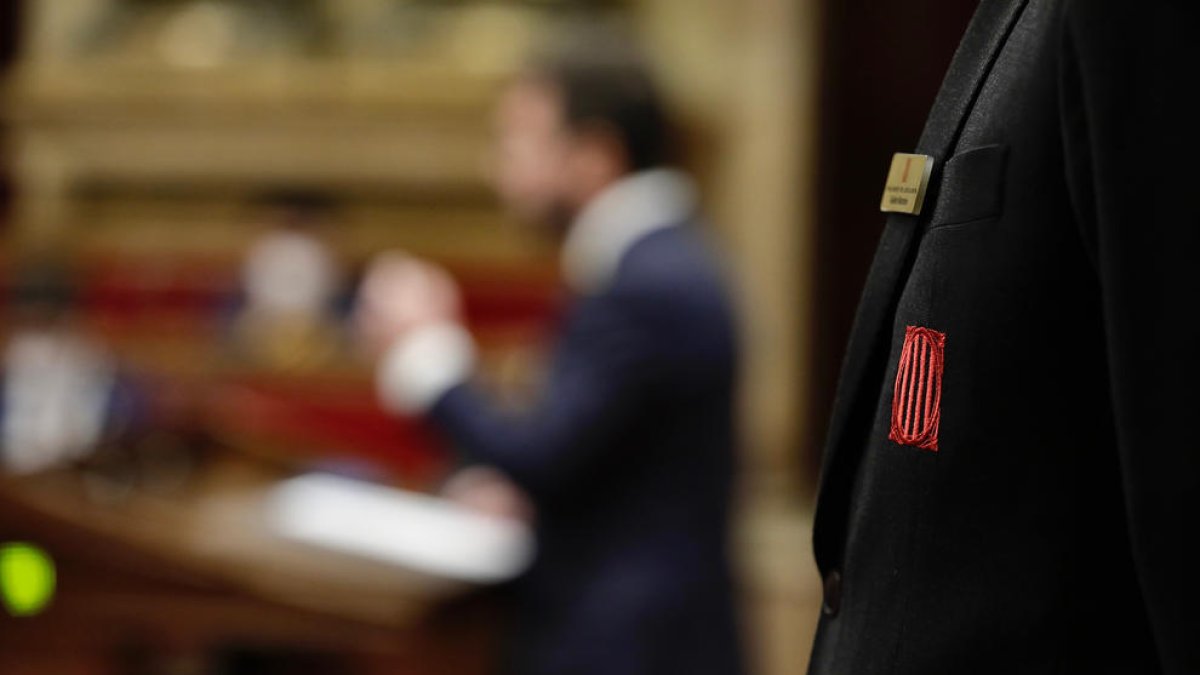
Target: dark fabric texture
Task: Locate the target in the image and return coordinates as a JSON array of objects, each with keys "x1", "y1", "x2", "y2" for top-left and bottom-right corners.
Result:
[
  {"x1": 431, "y1": 225, "x2": 744, "y2": 675},
  {"x1": 809, "y1": 1, "x2": 1200, "y2": 673}
]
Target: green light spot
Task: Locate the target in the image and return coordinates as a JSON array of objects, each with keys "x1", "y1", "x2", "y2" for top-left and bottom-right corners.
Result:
[{"x1": 0, "y1": 542, "x2": 56, "y2": 617}]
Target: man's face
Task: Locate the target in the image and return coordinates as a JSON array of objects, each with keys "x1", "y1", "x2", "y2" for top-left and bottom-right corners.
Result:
[{"x1": 490, "y1": 78, "x2": 576, "y2": 231}]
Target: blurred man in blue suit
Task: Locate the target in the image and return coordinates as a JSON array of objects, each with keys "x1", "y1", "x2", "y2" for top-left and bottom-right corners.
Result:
[{"x1": 357, "y1": 40, "x2": 744, "y2": 675}]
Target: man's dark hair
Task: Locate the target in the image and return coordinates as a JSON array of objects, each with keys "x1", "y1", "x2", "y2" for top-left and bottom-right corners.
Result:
[
  {"x1": 250, "y1": 189, "x2": 338, "y2": 228},
  {"x1": 525, "y1": 34, "x2": 676, "y2": 171},
  {"x1": 254, "y1": 189, "x2": 336, "y2": 215}
]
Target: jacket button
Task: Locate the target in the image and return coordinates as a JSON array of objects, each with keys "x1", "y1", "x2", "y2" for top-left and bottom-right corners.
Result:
[{"x1": 822, "y1": 569, "x2": 842, "y2": 617}]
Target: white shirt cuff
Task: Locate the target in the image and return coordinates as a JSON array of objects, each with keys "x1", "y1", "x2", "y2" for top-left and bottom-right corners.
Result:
[{"x1": 377, "y1": 322, "x2": 476, "y2": 414}]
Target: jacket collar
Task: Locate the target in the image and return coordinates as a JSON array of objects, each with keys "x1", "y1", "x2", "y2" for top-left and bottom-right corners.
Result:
[{"x1": 561, "y1": 169, "x2": 696, "y2": 294}]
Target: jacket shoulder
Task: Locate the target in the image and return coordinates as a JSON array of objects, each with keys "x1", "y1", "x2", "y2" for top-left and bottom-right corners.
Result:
[{"x1": 610, "y1": 224, "x2": 730, "y2": 307}]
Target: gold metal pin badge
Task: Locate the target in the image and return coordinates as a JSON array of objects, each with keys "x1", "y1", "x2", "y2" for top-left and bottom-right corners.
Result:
[{"x1": 880, "y1": 153, "x2": 934, "y2": 215}]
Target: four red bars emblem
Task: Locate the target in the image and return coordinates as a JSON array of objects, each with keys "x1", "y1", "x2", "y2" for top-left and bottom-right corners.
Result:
[{"x1": 889, "y1": 326, "x2": 946, "y2": 451}]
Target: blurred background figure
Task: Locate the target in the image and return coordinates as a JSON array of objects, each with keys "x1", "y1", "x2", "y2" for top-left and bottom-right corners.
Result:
[
  {"x1": 230, "y1": 192, "x2": 346, "y2": 372},
  {"x1": 1, "y1": 261, "x2": 124, "y2": 474},
  {"x1": 358, "y1": 36, "x2": 745, "y2": 675}
]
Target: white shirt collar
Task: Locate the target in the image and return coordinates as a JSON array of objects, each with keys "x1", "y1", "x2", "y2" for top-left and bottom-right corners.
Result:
[{"x1": 561, "y1": 168, "x2": 697, "y2": 294}]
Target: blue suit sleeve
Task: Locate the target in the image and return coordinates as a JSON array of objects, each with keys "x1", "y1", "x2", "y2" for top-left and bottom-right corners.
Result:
[{"x1": 427, "y1": 294, "x2": 662, "y2": 501}]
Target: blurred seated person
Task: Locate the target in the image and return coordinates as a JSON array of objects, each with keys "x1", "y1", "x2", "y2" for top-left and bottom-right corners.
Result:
[
  {"x1": 1, "y1": 263, "x2": 144, "y2": 476},
  {"x1": 356, "y1": 37, "x2": 744, "y2": 675},
  {"x1": 230, "y1": 192, "x2": 345, "y2": 372}
]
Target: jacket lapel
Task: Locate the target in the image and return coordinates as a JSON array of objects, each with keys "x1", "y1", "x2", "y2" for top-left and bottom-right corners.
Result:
[{"x1": 812, "y1": 0, "x2": 1030, "y2": 570}]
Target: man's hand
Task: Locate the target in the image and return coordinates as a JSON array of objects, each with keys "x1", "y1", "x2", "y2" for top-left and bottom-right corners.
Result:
[
  {"x1": 355, "y1": 252, "x2": 463, "y2": 357},
  {"x1": 442, "y1": 465, "x2": 535, "y2": 523}
]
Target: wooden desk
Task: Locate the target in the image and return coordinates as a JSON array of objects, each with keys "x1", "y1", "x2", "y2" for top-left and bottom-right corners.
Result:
[{"x1": 0, "y1": 457, "x2": 501, "y2": 675}]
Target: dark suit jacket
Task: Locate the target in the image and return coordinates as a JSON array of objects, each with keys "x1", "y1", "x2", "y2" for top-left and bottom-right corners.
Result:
[
  {"x1": 431, "y1": 224, "x2": 744, "y2": 675},
  {"x1": 809, "y1": 1, "x2": 1200, "y2": 673}
]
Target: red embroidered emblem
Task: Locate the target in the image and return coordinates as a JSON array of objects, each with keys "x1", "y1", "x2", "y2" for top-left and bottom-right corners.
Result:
[{"x1": 889, "y1": 326, "x2": 946, "y2": 451}]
